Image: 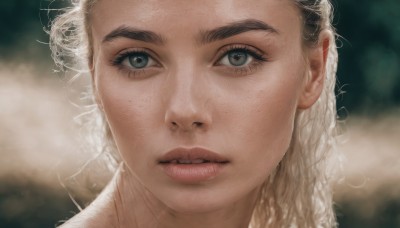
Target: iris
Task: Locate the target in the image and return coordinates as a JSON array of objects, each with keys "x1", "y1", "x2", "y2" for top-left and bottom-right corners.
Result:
[
  {"x1": 228, "y1": 51, "x2": 248, "y2": 66},
  {"x1": 128, "y1": 53, "x2": 149, "y2": 69}
]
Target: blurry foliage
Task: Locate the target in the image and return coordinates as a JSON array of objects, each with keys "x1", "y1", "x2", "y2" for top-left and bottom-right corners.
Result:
[
  {"x1": 336, "y1": 199, "x2": 400, "y2": 228},
  {"x1": 334, "y1": 0, "x2": 400, "y2": 115},
  {"x1": 0, "y1": 0, "x2": 67, "y2": 68},
  {"x1": 0, "y1": 176, "x2": 77, "y2": 228}
]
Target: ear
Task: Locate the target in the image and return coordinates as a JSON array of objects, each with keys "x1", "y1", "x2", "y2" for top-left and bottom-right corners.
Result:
[
  {"x1": 297, "y1": 31, "x2": 331, "y2": 110},
  {"x1": 89, "y1": 56, "x2": 104, "y2": 111}
]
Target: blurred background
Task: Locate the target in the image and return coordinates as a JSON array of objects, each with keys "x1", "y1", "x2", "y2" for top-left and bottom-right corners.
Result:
[{"x1": 0, "y1": 0, "x2": 399, "y2": 227}]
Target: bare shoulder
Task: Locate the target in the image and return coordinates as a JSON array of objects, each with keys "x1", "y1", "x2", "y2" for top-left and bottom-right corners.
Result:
[
  {"x1": 57, "y1": 205, "x2": 115, "y2": 228},
  {"x1": 57, "y1": 208, "x2": 98, "y2": 228},
  {"x1": 57, "y1": 214, "x2": 87, "y2": 228},
  {"x1": 57, "y1": 175, "x2": 119, "y2": 227},
  {"x1": 57, "y1": 191, "x2": 117, "y2": 228}
]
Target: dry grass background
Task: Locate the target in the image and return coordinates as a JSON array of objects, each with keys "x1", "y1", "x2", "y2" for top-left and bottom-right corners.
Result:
[
  {"x1": 0, "y1": 64, "x2": 84, "y2": 179},
  {"x1": 1, "y1": 64, "x2": 399, "y2": 227}
]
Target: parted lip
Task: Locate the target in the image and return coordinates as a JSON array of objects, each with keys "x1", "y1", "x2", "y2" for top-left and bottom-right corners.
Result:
[{"x1": 158, "y1": 147, "x2": 229, "y2": 164}]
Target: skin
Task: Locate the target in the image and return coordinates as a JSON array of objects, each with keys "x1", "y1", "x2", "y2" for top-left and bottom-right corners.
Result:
[{"x1": 61, "y1": 0, "x2": 330, "y2": 227}]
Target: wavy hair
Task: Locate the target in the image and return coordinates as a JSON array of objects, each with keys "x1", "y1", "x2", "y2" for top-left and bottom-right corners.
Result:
[{"x1": 49, "y1": 0, "x2": 339, "y2": 227}]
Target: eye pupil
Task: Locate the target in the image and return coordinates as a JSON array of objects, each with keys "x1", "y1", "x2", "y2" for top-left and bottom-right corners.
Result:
[
  {"x1": 128, "y1": 53, "x2": 148, "y2": 68},
  {"x1": 228, "y1": 51, "x2": 248, "y2": 66}
]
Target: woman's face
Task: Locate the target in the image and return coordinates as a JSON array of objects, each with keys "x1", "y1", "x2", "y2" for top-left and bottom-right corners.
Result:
[{"x1": 90, "y1": 0, "x2": 322, "y2": 213}]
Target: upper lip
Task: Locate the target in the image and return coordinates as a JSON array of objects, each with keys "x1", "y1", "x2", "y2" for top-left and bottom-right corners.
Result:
[{"x1": 158, "y1": 147, "x2": 229, "y2": 164}]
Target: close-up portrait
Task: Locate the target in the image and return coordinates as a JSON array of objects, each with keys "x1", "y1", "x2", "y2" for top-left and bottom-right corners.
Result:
[{"x1": 0, "y1": 0, "x2": 399, "y2": 228}]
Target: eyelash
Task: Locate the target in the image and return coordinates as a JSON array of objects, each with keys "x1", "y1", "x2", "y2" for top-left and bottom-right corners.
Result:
[
  {"x1": 214, "y1": 45, "x2": 268, "y2": 76},
  {"x1": 111, "y1": 45, "x2": 268, "y2": 78},
  {"x1": 111, "y1": 48, "x2": 158, "y2": 78}
]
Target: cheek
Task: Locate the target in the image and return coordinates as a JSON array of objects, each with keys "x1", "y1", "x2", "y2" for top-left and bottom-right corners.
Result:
[
  {"x1": 95, "y1": 69, "x2": 161, "y2": 162},
  {"x1": 223, "y1": 64, "x2": 304, "y2": 183},
  {"x1": 252, "y1": 86, "x2": 297, "y2": 162},
  {"x1": 234, "y1": 90, "x2": 295, "y2": 168}
]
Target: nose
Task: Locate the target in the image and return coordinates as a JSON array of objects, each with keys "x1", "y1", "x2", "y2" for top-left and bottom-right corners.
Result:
[{"x1": 164, "y1": 68, "x2": 211, "y2": 133}]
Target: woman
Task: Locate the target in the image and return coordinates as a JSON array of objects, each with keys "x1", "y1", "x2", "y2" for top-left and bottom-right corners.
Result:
[{"x1": 51, "y1": 0, "x2": 339, "y2": 227}]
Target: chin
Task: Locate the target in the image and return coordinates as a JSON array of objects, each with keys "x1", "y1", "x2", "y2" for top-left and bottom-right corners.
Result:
[
  {"x1": 163, "y1": 194, "x2": 232, "y2": 214},
  {"x1": 154, "y1": 182, "x2": 257, "y2": 214},
  {"x1": 146, "y1": 182, "x2": 228, "y2": 212}
]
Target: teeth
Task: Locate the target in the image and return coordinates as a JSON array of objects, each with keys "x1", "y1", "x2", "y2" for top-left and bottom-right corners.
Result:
[
  {"x1": 172, "y1": 159, "x2": 208, "y2": 164},
  {"x1": 163, "y1": 159, "x2": 214, "y2": 164},
  {"x1": 192, "y1": 159, "x2": 206, "y2": 164},
  {"x1": 177, "y1": 159, "x2": 192, "y2": 164}
]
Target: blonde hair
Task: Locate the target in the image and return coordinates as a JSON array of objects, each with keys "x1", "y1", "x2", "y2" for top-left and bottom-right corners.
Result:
[{"x1": 50, "y1": 0, "x2": 339, "y2": 227}]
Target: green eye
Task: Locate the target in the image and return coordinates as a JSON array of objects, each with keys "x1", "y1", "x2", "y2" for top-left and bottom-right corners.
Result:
[
  {"x1": 227, "y1": 51, "x2": 249, "y2": 66},
  {"x1": 219, "y1": 49, "x2": 253, "y2": 67},
  {"x1": 128, "y1": 53, "x2": 149, "y2": 69},
  {"x1": 112, "y1": 49, "x2": 161, "y2": 78},
  {"x1": 215, "y1": 46, "x2": 268, "y2": 76}
]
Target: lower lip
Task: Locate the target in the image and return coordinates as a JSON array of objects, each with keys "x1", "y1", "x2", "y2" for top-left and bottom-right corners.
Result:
[{"x1": 160, "y1": 163, "x2": 225, "y2": 183}]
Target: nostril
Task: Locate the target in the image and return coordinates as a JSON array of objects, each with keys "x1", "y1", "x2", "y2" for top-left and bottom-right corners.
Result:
[
  {"x1": 168, "y1": 121, "x2": 205, "y2": 131},
  {"x1": 193, "y1": 122, "x2": 203, "y2": 127}
]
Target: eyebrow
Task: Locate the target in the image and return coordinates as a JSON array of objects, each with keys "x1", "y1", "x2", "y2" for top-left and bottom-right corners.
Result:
[
  {"x1": 199, "y1": 19, "x2": 279, "y2": 45},
  {"x1": 102, "y1": 25, "x2": 165, "y2": 44},
  {"x1": 102, "y1": 19, "x2": 278, "y2": 45}
]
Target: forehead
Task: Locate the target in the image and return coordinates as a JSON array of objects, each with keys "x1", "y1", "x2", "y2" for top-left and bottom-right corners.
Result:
[{"x1": 90, "y1": 0, "x2": 301, "y2": 44}]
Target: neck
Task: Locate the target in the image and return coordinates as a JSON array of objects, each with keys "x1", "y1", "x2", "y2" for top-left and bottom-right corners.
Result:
[{"x1": 94, "y1": 164, "x2": 259, "y2": 228}]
